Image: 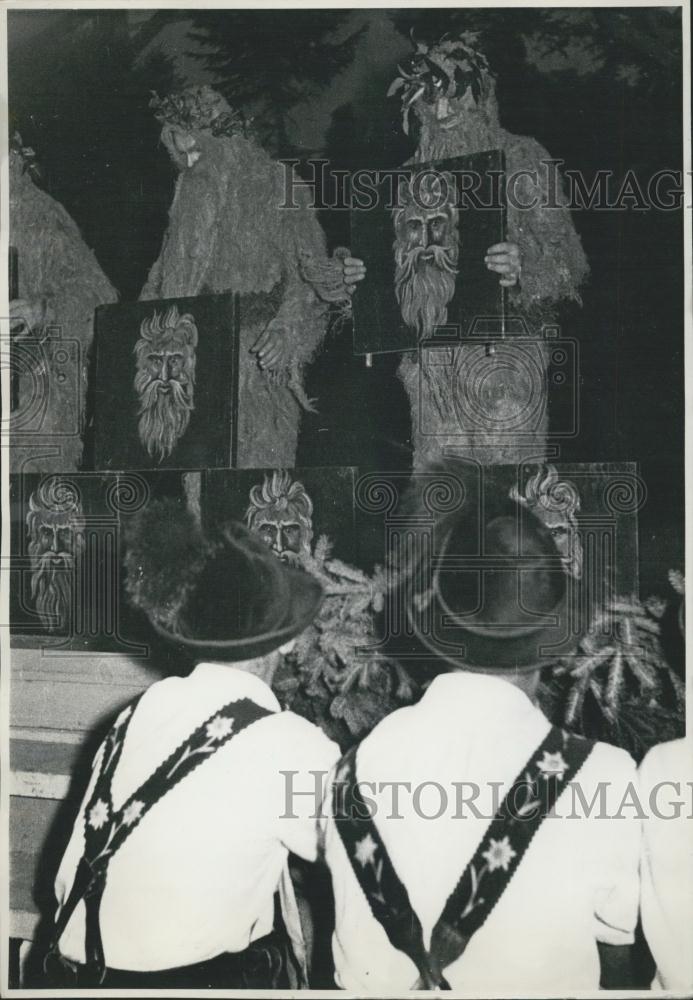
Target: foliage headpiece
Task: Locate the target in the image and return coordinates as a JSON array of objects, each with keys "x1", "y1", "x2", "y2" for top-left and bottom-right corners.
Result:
[
  {"x1": 149, "y1": 85, "x2": 253, "y2": 139},
  {"x1": 387, "y1": 31, "x2": 493, "y2": 134}
]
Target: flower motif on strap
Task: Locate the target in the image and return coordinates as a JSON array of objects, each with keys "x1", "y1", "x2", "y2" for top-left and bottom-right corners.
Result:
[
  {"x1": 87, "y1": 799, "x2": 109, "y2": 831},
  {"x1": 536, "y1": 750, "x2": 568, "y2": 781},
  {"x1": 122, "y1": 800, "x2": 145, "y2": 827},
  {"x1": 481, "y1": 835, "x2": 517, "y2": 873},
  {"x1": 354, "y1": 833, "x2": 378, "y2": 868},
  {"x1": 206, "y1": 715, "x2": 235, "y2": 741}
]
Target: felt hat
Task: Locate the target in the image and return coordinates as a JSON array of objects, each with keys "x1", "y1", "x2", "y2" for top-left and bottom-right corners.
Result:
[
  {"x1": 406, "y1": 496, "x2": 573, "y2": 672},
  {"x1": 124, "y1": 498, "x2": 323, "y2": 662}
]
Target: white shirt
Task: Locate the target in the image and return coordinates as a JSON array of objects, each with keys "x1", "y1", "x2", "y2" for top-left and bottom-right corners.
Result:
[
  {"x1": 323, "y1": 671, "x2": 640, "y2": 993},
  {"x1": 639, "y1": 738, "x2": 693, "y2": 992},
  {"x1": 54, "y1": 662, "x2": 339, "y2": 971}
]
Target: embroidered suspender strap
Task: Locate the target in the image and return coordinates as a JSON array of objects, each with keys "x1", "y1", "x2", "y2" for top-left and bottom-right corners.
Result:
[
  {"x1": 333, "y1": 726, "x2": 595, "y2": 990},
  {"x1": 332, "y1": 747, "x2": 437, "y2": 988},
  {"x1": 50, "y1": 695, "x2": 274, "y2": 984},
  {"x1": 427, "y1": 726, "x2": 595, "y2": 986},
  {"x1": 47, "y1": 693, "x2": 145, "y2": 977}
]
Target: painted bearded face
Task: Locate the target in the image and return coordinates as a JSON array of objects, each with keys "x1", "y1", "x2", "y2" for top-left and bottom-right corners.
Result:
[
  {"x1": 540, "y1": 509, "x2": 582, "y2": 580},
  {"x1": 510, "y1": 467, "x2": 583, "y2": 581},
  {"x1": 393, "y1": 173, "x2": 459, "y2": 338},
  {"x1": 254, "y1": 511, "x2": 307, "y2": 562},
  {"x1": 245, "y1": 471, "x2": 314, "y2": 565},
  {"x1": 26, "y1": 484, "x2": 85, "y2": 631},
  {"x1": 133, "y1": 306, "x2": 197, "y2": 462}
]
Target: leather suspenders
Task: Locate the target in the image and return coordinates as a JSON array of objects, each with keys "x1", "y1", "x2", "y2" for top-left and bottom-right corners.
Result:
[
  {"x1": 48, "y1": 694, "x2": 273, "y2": 983},
  {"x1": 333, "y1": 725, "x2": 595, "y2": 989}
]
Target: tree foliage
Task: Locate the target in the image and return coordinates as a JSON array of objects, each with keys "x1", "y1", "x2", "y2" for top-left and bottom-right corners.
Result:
[
  {"x1": 8, "y1": 10, "x2": 181, "y2": 298},
  {"x1": 133, "y1": 10, "x2": 366, "y2": 154},
  {"x1": 389, "y1": 7, "x2": 682, "y2": 99}
]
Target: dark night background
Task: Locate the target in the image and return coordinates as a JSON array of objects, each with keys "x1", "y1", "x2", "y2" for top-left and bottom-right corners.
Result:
[{"x1": 7, "y1": 7, "x2": 684, "y2": 598}]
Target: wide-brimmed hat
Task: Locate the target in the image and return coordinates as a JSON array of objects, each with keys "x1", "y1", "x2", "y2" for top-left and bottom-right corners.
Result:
[
  {"x1": 406, "y1": 496, "x2": 574, "y2": 672},
  {"x1": 124, "y1": 498, "x2": 323, "y2": 662}
]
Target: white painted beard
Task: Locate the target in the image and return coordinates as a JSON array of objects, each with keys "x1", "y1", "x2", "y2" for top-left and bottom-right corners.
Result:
[
  {"x1": 394, "y1": 244, "x2": 458, "y2": 338},
  {"x1": 29, "y1": 550, "x2": 74, "y2": 630},
  {"x1": 135, "y1": 372, "x2": 194, "y2": 461}
]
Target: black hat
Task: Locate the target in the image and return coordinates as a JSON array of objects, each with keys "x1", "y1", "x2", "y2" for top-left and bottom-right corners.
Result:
[
  {"x1": 124, "y1": 498, "x2": 323, "y2": 662},
  {"x1": 407, "y1": 496, "x2": 573, "y2": 672}
]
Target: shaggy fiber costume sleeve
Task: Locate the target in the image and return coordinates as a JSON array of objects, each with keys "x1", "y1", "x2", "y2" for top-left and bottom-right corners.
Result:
[
  {"x1": 139, "y1": 155, "x2": 231, "y2": 302},
  {"x1": 10, "y1": 157, "x2": 117, "y2": 471},
  {"x1": 139, "y1": 149, "x2": 331, "y2": 398},
  {"x1": 270, "y1": 177, "x2": 331, "y2": 371},
  {"x1": 504, "y1": 136, "x2": 589, "y2": 316}
]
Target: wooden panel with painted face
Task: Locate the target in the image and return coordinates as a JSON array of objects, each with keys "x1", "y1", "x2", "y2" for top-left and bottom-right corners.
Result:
[
  {"x1": 91, "y1": 293, "x2": 239, "y2": 470},
  {"x1": 351, "y1": 150, "x2": 506, "y2": 355}
]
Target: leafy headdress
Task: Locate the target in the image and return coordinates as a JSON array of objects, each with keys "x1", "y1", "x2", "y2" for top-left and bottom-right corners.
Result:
[
  {"x1": 387, "y1": 31, "x2": 495, "y2": 135},
  {"x1": 149, "y1": 85, "x2": 253, "y2": 140}
]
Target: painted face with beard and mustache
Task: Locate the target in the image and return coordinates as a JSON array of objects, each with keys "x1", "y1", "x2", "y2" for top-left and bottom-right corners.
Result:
[
  {"x1": 26, "y1": 484, "x2": 85, "y2": 631},
  {"x1": 245, "y1": 470, "x2": 314, "y2": 565},
  {"x1": 253, "y1": 513, "x2": 307, "y2": 564},
  {"x1": 393, "y1": 172, "x2": 460, "y2": 339},
  {"x1": 133, "y1": 305, "x2": 198, "y2": 462},
  {"x1": 510, "y1": 466, "x2": 583, "y2": 581}
]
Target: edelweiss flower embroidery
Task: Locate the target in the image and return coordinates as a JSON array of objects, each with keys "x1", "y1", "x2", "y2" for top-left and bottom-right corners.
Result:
[
  {"x1": 536, "y1": 750, "x2": 568, "y2": 781},
  {"x1": 88, "y1": 799, "x2": 109, "y2": 830},
  {"x1": 482, "y1": 836, "x2": 517, "y2": 873},
  {"x1": 206, "y1": 715, "x2": 234, "y2": 741},
  {"x1": 354, "y1": 833, "x2": 378, "y2": 868},
  {"x1": 122, "y1": 800, "x2": 145, "y2": 826}
]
